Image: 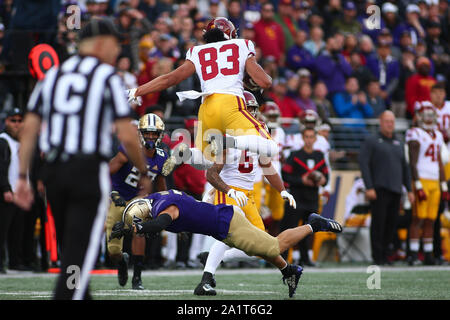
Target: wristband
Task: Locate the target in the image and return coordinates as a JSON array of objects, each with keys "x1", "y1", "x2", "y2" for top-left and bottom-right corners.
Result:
[
  {"x1": 441, "y1": 182, "x2": 448, "y2": 192},
  {"x1": 414, "y1": 180, "x2": 423, "y2": 190}
]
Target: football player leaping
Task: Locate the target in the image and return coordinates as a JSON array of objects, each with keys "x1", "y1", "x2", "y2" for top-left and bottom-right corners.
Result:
[
  {"x1": 406, "y1": 102, "x2": 449, "y2": 265},
  {"x1": 106, "y1": 113, "x2": 175, "y2": 289},
  {"x1": 126, "y1": 17, "x2": 278, "y2": 161},
  {"x1": 193, "y1": 91, "x2": 296, "y2": 296}
]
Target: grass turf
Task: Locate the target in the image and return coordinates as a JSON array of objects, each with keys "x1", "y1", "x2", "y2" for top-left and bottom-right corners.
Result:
[{"x1": 1, "y1": 265, "x2": 449, "y2": 300}]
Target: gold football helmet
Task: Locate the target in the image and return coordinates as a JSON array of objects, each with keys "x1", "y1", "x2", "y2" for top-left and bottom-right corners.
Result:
[
  {"x1": 138, "y1": 113, "x2": 165, "y2": 149},
  {"x1": 122, "y1": 198, "x2": 153, "y2": 226}
]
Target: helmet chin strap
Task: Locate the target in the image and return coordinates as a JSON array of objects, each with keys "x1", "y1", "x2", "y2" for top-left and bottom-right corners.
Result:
[{"x1": 145, "y1": 140, "x2": 156, "y2": 150}]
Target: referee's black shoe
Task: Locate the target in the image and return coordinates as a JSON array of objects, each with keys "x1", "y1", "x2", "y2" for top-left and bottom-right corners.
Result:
[
  {"x1": 132, "y1": 275, "x2": 144, "y2": 290},
  {"x1": 117, "y1": 252, "x2": 129, "y2": 287}
]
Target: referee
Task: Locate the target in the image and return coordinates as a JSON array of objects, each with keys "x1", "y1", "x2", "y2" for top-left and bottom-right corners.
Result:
[{"x1": 14, "y1": 19, "x2": 151, "y2": 300}]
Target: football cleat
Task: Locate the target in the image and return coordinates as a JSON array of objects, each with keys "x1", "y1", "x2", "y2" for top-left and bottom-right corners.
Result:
[
  {"x1": 117, "y1": 252, "x2": 129, "y2": 287},
  {"x1": 132, "y1": 275, "x2": 144, "y2": 290},
  {"x1": 282, "y1": 264, "x2": 303, "y2": 298},
  {"x1": 197, "y1": 253, "x2": 217, "y2": 287},
  {"x1": 194, "y1": 282, "x2": 217, "y2": 296},
  {"x1": 407, "y1": 252, "x2": 421, "y2": 266},
  {"x1": 307, "y1": 213, "x2": 342, "y2": 233}
]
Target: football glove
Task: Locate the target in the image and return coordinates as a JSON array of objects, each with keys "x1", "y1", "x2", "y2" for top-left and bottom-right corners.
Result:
[
  {"x1": 415, "y1": 181, "x2": 427, "y2": 202},
  {"x1": 162, "y1": 155, "x2": 177, "y2": 176},
  {"x1": 126, "y1": 88, "x2": 142, "y2": 106},
  {"x1": 281, "y1": 190, "x2": 296, "y2": 209},
  {"x1": 109, "y1": 221, "x2": 133, "y2": 241},
  {"x1": 227, "y1": 189, "x2": 248, "y2": 207},
  {"x1": 110, "y1": 191, "x2": 126, "y2": 207}
]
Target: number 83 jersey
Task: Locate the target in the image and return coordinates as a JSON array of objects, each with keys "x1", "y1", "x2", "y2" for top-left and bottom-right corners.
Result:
[
  {"x1": 111, "y1": 144, "x2": 169, "y2": 201},
  {"x1": 405, "y1": 127, "x2": 444, "y2": 180},
  {"x1": 186, "y1": 38, "x2": 256, "y2": 99}
]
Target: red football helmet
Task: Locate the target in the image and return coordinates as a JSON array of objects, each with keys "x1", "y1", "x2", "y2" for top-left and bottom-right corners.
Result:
[
  {"x1": 243, "y1": 90, "x2": 259, "y2": 117},
  {"x1": 415, "y1": 101, "x2": 437, "y2": 130},
  {"x1": 261, "y1": 101, "x2": 280, "y2": 117},
  {"x1": 301, "y1": 109, "x2": 320, "y2": 128},
  {"x1": 205, "y1": 17, "x2": 238, "y2": 40}
]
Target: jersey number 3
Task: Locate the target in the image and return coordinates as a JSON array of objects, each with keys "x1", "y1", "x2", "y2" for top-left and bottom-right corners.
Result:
[{"x1": 198, "y1": 44, "x2": 239, "y2": 81}]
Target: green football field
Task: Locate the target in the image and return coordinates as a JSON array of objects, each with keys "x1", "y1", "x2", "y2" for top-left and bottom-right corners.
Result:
[{"x1": 1, "y1": 263, "x2": 450, "y2": 301}]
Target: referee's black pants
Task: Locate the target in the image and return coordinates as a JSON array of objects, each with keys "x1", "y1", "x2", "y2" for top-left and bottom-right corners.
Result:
[
  {"x1": 43, "y1": 156, "x2": 109, "y2": 300},
  {"x1": 369, "y1": 188, "x2": 401, "y2": 264}
]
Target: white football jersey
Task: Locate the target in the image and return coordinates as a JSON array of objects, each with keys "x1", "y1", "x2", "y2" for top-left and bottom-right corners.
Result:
[
  {"x1": 186, "y1": 39, "x2": 256, "y2": 99},
  {"x1": 405, "y1": 127, "x2": 444, "y2": 180},
  {"x1": 220, "y1": 148, "x2": 259, "y2": 190},
  {"x1": 435, "y1": 101, "x2": 450, "y2": 146}
]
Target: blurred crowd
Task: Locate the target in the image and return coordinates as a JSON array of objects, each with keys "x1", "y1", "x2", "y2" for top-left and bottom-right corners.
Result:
[{"x1": 0, "y1": 0, "x2": 450, "y2": 272}]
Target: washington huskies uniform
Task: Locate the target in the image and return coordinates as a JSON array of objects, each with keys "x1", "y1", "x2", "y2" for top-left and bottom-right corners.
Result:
[
  {"x1": 146, "y1": 190, "x2": 280, "y2": 258},
  {"x1": 182, "y1": 38, "x2": 271, "y2": 152},
  {"x1": 405, "y1": 127, "x2": 444, "y2": 220},
  {"x1": 106, "y1": 144, "x2": 169, "y2": 256},
  {"x1": 215, "y1": 149, "x2": 265, "y2": 230}
]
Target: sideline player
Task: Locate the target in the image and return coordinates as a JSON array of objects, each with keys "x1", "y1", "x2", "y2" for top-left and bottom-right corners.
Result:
[
  {"x1": 193, "y1": 91, "x2": 296, "y2": 296},
  {"x1": 406, "y1": 103, "x2": 449, "y2": 265},
  {"x1": 126, "y1": 17, "x2": 278, "y2": 160},
  {"x1": 110, "y1": 189, "x2": 343, "y2": 298},
  {"x1": 106, "y1": 113, "x2": 174, "y2": 289}
]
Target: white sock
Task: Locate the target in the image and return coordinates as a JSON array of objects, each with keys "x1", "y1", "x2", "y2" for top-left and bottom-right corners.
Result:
[
  {"x1": 409, "y1": 239, "x2": 420, "y2": 252},
  {"x1": 222, "y1": 248, "x2": 255, "y2": 262},
  {"x1": 234, "y1": 135, "x2": 278, "y2": 157},
  {"x1": 204, "y1": 241, "x2": 230, "y2": 275},
  {"x1": 423, "y1": 239, "x2": 433, "y2": 252},
  {"x1": 189, "y1": 234, "x2": 206, "y2": 261},
  {"x1": 165, "y1": 232, "x2": 178, "y2": 261}
]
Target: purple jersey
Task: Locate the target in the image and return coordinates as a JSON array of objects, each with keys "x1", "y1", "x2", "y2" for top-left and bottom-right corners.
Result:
[
  {"x1": 147, "y1": 190, "x2": 234, "y2": 241},
  {"x1": 111, "y1": 145, "x2": 168, "y2": 201}
]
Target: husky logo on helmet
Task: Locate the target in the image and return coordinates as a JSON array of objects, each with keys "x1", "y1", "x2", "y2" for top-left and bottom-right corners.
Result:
[
  {"x1": 243, "y1": 90, "x2": 259, "y2": 117},
  {"x1": 415, "y1": 101, "x2": 437, "y2": 130},
  {"x1": 138, "y1": 113, "x2": 165, "y2": 150},
  {"x1": 122, "y1": 198, "x2": 153, "y2": 227},
  {"x1": 204, "y1": 17, "x2": 238, "y2": 40}
]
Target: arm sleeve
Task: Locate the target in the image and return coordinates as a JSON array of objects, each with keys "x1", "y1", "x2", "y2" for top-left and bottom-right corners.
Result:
[
  {"x1": 359, "y1": 137, "x2": 374, "y2": 190},
  {"x1": 0, "y1": 139, "x2": 11, "y2": 193},
  {"x1": 27, "y1": 80, "x2": 44, "y2": 117},
  {"x1": 137, "y1": 213, "x2": 173, "y2": 235}
]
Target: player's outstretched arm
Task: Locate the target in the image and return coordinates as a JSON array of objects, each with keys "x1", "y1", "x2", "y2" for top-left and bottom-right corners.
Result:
[
  {"x1": 245, "y1": 56, "x2": 272, "y2": 90},
  {"x1": 261, "y1": 160, "x2": 296, "y2": 209},
  {"x1": 135, "y1": 60, "x2": 196, "y2": 97}
]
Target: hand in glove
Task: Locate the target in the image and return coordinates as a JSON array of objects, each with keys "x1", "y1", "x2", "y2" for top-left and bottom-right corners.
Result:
[
  {"x1": 281, "y1": 190, "x2": 296, "y2": 209},
  {"x1": 227, "y1": 189, "x2": 248, "y2": 207}
]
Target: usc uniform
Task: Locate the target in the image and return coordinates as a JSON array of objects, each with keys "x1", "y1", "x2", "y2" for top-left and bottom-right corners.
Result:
[
  {"x1": 184, "y1": 38, "x2": 271, "y2": 152},
  {"x1": 214, "y1": 148, "x2": 265, "y2": 230},
  {"x1": 434, "y1": 100, "x2": 450, "y2": 179},
  {"x1": 405, "y1": 127, "x2": 444, "y2": 220}
]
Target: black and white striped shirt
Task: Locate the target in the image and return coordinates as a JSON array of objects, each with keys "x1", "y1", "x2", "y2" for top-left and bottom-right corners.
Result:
[{"x1": 27, "y1": 54, "x2": 131, "y2": 160}]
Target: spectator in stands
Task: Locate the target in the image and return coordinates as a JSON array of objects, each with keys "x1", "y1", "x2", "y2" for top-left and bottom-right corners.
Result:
[
  {"x1": 382, "y1": 2, "x2": 401, "y2": 40},
  {"x1": 393, "y1": 4, "x2": 426, "y2": 47},
  {"x1": 332, "y1": 1, "x2": 361, "y2": 36},
  {"x1": 267, "y1": 78, "x2": 303, "y2": 120},
  {"x1": 313, "y1": 80, "x2": 336, "y2": 122},
  {"x1": 349, "y1": 51, "x2": 373, "y2": 91},
  {"x1": 405, "y1": 56, "x2": 437, "y2": 118},
  {"x1": 274, "y1": 0, "x2": 298, "y2": 52},
  {"x1": 358, "y1": 34, "x2": 375, "y2": 63},
  {"x1": 314, "y1": 35, "x2": 353, "y2": 97},
  {"x1": 425, "y1": 20, "x2": 450, "y2": 80},
  {"x1": 294, "y1": 82, "x2": 317, "y2": 113},
  {"x1": 253, "y1": 2, "x2": 285, "y2": 66},
  {"x1": 366, "y1": 79, "x2": 387, "y2": 118},
  {"x1": 366, "y1": 38, "x2": 400, "y2": 104},
  {"x1": 332, "y1": 76, "x2": 374, "y2": 120},
  {"x1": 227, "y1": 0, "x2": 245, "y2": 35},
  {"x1": 286, "y1": 29, "x2": 314, "y2": 72},
  {"x1": 391, "y1": 46, "x2": 417, "y2": 118},
  {"x1": 304, "y1": 25, "x2": 325, "y2": 57},
  {"x1": 359, "y1": 111, "x2": 414, "y2": 265},
  {"x1": 341, "y1": 34, "x2": 359, "y2": 63},
  {"x1": 241, "y1": 21, "x2": 256, "y2": 42}
]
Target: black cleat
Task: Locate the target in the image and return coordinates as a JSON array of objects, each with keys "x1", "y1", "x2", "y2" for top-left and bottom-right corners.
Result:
[
  {"x1": 194, "y1": 271, "x2": 217, "y2": 295},
  {"x1": 117, "y1": 252, "x2": 129, "y2": 287},
  {"x1": 282, "y1": 265, "x2": 303, "y2": 298},
  {"x1": 407, "y1": 252, "x2": 421, "y2": 266},
  {"x1": 194, "y1": 282, "x2": 217, "y2": 296},
  {"x1": 307, "y1": 213, "x2": 342, "y2": 233},
  {"x1": 132, "y1": 276, "x2": 144, "y2": 290}
]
